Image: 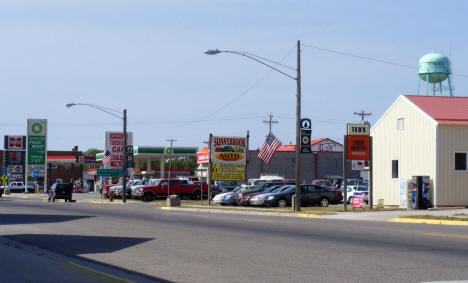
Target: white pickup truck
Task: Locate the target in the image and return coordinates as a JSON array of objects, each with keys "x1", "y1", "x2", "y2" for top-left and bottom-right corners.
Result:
[{"x1": 8, "y1": 182, "x2": 35, "y2": 193}]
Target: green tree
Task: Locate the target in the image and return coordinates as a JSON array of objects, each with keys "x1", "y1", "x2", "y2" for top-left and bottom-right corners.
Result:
[{"x1": 84, "y1": 148, "x2": 102, "y2": 157}]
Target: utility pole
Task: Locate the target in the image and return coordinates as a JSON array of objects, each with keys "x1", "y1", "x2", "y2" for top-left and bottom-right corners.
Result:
[
  {"x1": 166, "y1": 138, "x2": 177, "y2": 197},
  {"x1": 262, "y1": 113, "x2": 278, "y2": 133},
  {"x1": 354, "y1": 110, "x2": 372, "y2": 124},
  {"x1": 294, "y1": 40, "x2": 301, "y2": 212}
]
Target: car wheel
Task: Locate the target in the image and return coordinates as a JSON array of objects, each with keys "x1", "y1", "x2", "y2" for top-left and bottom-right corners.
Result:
[
  {"x1": 348, "y1": 197, "x2": 353, "y2": 204},
  {"x1": 277, "y1": 198, "x2": 287, "y2": 208},
  {"x1": 320, "y1": 198, "x2": 330, "y2": 207},
  {"x1": 143, "y1": 192, "x2": 153, "y2": 202},
  {"x1": 192, "y1": 191, "x2": 201, "y2": 200}
]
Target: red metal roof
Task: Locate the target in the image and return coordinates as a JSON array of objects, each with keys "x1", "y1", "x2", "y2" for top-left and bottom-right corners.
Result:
[{"x1": 405, "y1": 95, "x2": 468, "y2": 125}]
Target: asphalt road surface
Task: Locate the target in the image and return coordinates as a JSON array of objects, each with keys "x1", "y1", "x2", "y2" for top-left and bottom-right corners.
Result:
[{"x1": 1, "y1": 197, "x2": 468, "y2": 282}]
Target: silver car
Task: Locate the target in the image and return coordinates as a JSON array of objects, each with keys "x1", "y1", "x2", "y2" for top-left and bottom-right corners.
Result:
[{"x1": 212, "y1": 186, "x2": 252, "y2": 206}]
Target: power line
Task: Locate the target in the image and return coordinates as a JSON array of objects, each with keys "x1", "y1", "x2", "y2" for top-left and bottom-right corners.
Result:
[
  {"x1": 183, "y1": 45, "x2": 297, "y2": 127},
  {"x1": 302, "y1": 43, "x2": 468, "y2": 78}
]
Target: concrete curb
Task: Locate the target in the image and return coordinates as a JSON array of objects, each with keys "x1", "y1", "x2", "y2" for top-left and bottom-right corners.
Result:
[
  {"x1": 160, "y1": 206, "x2": 322, "y2": 218},
  {"x1": 388, "y1": 217, "x2": 468, "y2": 226}
]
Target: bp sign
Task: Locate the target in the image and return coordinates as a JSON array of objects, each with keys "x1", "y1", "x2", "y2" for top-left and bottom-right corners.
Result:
[
  {"x1": 165, "y1": 147, "x2": 173, "y2": 154},
  {"x1": 27, "y1": 119, "x2": 47, "y2": 166}
]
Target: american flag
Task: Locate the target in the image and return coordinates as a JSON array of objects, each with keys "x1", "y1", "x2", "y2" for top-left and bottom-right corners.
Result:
[
  {"x1": 102, "y1": 150, "x2": 112, "y2": 166},
  {"x1": 258, "y1": 132, "x2": 281, "y2": 164}
]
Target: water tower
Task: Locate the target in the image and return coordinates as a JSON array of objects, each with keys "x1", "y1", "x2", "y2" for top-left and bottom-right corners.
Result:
[{"x1": 418, "y1": 52, "x2": 453, "y2": 96}]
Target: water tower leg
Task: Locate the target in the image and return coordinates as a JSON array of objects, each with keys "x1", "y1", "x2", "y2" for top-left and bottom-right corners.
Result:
[
  {"x1": 448, "y1": 76, "x2": 453, "y2": 96},
  {"x1": 439, "y1": 82, "x2": 443, "y2": 96},
  {"x1": 417, "y1": 78, "x2": 421, "y2": 95},
  {"x1": 426, "y1": 74, "x2": 429, "y2": 96}
]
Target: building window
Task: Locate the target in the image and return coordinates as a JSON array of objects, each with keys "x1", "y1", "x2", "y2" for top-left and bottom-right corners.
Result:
[
  {"x1": 397, "y1": 118, "x2": 404, "y2": 130},
  {"x1": 51, "y1": 164, "x2": 57, "y2": 169},
  {"x1": 392, "y1": 160, "x2": 398, "y2": 178},
  {"x1": 64, "y1": 164, "x2": 72, "y2": 169},
  {"x1": 454, "y1": 152, "x2": 467, "y2": 171}
]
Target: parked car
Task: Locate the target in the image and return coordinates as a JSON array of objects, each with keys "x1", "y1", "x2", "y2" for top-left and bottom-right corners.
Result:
[
  {"x1": 212, "y1": 186, "x2": 253, "y2": 206},
  {"x1": 134, "y1": 178, "x2": 208, "y2": 201},
  {"x1": 109, "y1": 179, "x2": 143, "y2": 199},
  {"x1": 48, "y1": 183, "x2": 73, "y2": 202},
  {"x1": 215, "y1": 181, "x2": 241, "y2": 193},
  {"x1": 342, "y1": 185, "x2": 369, "y2": 204},
  {"x1": 250, "y1": 184, "x2": 342, "y2": 207},
  {"x1": 8, "y1": 182, "x2": 34, "y2": 193},
  {"x1": 238, "y1": 183, "x2": 290, "y2": 206},
  {"x1": 311, "y1": 179, "x2": 333, "y2": 187}
]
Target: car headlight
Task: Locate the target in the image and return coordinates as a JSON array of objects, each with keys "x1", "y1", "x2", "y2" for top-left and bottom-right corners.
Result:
[{"x1": 267, "y1": 196, "x2": 275, "y2": 200}]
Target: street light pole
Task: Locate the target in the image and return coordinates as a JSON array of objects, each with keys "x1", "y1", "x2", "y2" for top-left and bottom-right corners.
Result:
[
  {"x1": 122, "y1": 109, "x2": 127, "y2": 203},
  {"x1": 65, "y1": 103, "x2": 128, "y2": 203},
  {"x1": 204, "y1": 40, "x2": 302, "y2": 212}
]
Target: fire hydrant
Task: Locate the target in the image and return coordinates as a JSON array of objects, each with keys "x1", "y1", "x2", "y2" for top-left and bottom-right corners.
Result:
[{"x1": 108, "y1": 190, "x2": 113, "y2": 202}]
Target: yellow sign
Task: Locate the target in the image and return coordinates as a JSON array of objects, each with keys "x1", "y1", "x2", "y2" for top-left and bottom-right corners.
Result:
[
  {"x1": 1, "y1": 175, "x2": 7, "y2": 186},
  {"x1": 212, "y1": 164, "x2": 245, "y2": 181}
]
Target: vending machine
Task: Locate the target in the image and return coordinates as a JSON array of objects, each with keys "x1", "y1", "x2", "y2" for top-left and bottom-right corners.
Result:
[{"x1": 411, "y1": 176, "x2": 431, "y2": 209}]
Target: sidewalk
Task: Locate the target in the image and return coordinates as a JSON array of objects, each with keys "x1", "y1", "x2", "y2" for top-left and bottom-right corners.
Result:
[{"x1": 0, "y1": 237, "x2": 154, "y2": 283}]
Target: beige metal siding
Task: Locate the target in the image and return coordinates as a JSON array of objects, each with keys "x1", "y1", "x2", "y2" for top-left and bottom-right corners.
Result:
[
  {"x1": 371, "y1": 96, "x2": 436, "y2": 206},
  {"x1": 437, "y1": 125, "x2": 468, "y2": 206}
]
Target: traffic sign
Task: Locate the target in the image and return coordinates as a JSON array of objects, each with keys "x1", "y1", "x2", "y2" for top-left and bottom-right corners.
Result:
[
  {"x1": 32, "y1": 171, "x2": 39, "y2": 178},
  {"x1": 97, "y1": 169, "x2": 121, "y2": 177},
  {"x1": 1, "y1": 174, "x2": 8, "y2": 186},
  {"x1": 2, "y1": 168, "x2": 7, "y2": 175}
]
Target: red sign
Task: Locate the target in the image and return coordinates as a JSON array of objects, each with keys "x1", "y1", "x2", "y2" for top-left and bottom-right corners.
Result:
[
  {"x1": 352, "y1": 194, "x2": 365, "y2": 208},
  {"x1": 5, "y1": 136, "x2": 25, "y2": 150},
  {"x1": 197, "y1": 147, "x2": 210, "y2": 164},
  {"x1": 347, "y1": 135, "x2": 370, "y2": 160}
]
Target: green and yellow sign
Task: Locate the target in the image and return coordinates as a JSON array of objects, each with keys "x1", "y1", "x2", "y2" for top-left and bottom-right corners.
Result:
[
  {"x1": 27, "y1": 119, "x2": 47, "y2": 166},
  {"x1": 212, "y1": 164, "x2": 245, "y2": 181}
]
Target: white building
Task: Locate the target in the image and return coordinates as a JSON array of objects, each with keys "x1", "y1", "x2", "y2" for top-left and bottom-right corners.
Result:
[{"x1": 372, "y1": 95, "x2": 468, "y2": 207}]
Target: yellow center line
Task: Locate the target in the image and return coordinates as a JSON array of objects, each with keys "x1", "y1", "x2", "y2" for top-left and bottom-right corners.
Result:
[{"x1": 423, "y1": 233, "x2": 468, "y2": 240}]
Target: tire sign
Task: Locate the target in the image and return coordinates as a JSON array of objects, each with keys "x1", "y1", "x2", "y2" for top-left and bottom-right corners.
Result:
[{"x1": 300, "y1": 118, "x2": 312, "y2": 154}]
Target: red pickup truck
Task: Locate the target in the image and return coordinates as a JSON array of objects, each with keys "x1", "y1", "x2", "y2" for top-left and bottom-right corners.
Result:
[{"x1": 135, "y1": 178, "x2": 208, "y2": 201}]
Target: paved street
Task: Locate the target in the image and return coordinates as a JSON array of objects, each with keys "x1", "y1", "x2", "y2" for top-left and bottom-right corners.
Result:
[{"x1": 1, "y1": 196, "x2": 468, "y2": 282}]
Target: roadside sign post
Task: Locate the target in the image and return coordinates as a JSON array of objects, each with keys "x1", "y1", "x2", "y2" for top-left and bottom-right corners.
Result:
[
  {"x1": 344, "y1": 123, "x2": 371, "y2": 211},
  {"x1": 26, "y1": 119, "x2": 47, "y2": 195},
  {"x1": 300, "y1": 118, "x2": 312, "y2": 154}
]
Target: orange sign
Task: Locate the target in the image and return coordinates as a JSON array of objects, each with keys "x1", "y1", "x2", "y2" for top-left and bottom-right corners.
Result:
[{"x1": 347, "y1": 135, "x2": 370, "y2": 160}]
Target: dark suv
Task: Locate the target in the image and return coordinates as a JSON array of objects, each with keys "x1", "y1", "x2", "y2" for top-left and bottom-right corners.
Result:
[{"x1": 48, "y1": 183, "x2": 73, "y2": 202}]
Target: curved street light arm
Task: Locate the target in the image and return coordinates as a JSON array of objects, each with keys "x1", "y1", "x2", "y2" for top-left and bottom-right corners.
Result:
[
  {"x1": 220, "y1": 50, "x2": 297, "y2": 81},
  {"x1": 66, "y1": 103, "x2": 123, "y2": 119}
]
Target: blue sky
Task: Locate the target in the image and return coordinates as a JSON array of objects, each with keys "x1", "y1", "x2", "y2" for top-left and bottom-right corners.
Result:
[{"x1": 1, "y1": 0, "x2": 467, "y2": 151}]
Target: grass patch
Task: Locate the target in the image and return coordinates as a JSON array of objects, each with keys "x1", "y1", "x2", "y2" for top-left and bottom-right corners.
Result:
[
  {"x1": 454, "y1": 213, "x2": 468, "y2": 217},
  {"x1": 401, "y1": 215, "x2": 468, "y2": 221}
]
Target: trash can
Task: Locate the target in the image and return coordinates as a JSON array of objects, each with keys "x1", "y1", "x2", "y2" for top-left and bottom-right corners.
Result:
[{"x1": 167, "y1": 195, "x2": 181, "y2": 207}]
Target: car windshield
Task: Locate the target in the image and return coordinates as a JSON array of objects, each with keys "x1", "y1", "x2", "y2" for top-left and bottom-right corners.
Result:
[
  {"x1": 279, "y1": 186, "x2": 294, "y2": 193},
  {"x1": 148, "y1": 179, "x2": 160, "y2": 186},
  {"x1": 316, "y1": 181, "x2": 330, "y2": 186},
  {"x1": 356, "y1": 186, "x2": 369, "y2": 192}
]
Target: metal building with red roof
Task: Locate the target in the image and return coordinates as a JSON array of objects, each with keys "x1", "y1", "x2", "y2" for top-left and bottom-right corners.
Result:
[{"x1": 371, "y1": 95, "x2": 468, "y2": 207}]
